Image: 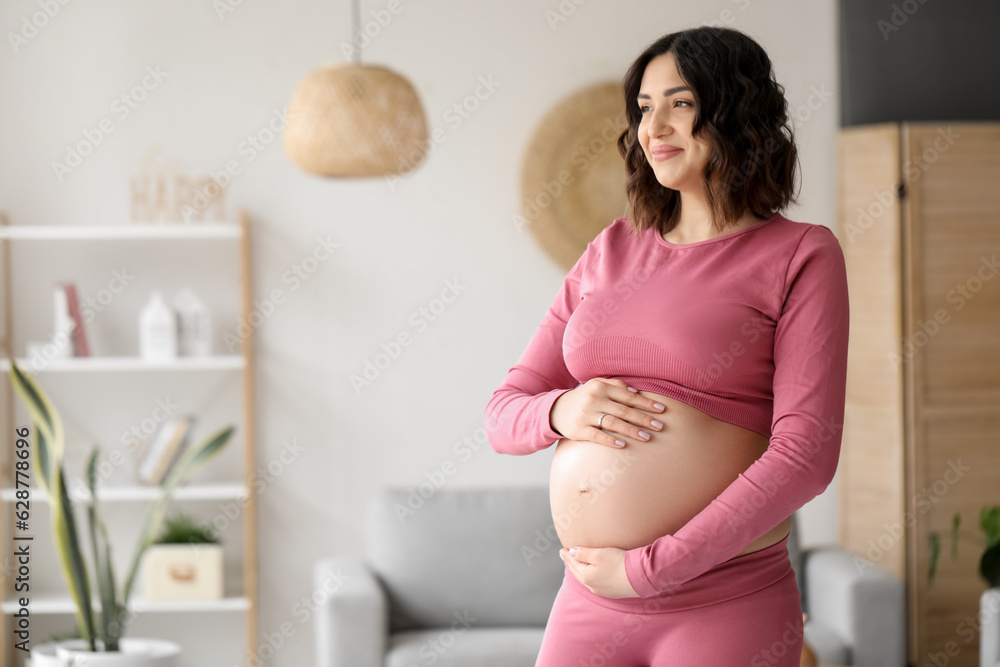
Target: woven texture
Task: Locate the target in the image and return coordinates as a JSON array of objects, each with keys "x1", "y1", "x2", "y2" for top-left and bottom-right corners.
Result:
[
  {"x1": 520, "y1": 81, "x2": 629, "y2": 271},
  {"x1": 284, "y1": 63, "x2": 428, "y2": 177}
]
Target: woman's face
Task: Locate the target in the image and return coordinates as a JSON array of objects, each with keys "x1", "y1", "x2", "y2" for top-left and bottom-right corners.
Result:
[{"x1": 636, "y1": 52, "x2": 712, "y2": 193}]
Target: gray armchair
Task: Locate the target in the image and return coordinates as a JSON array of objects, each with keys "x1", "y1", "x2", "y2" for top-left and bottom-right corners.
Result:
[
  {"x1": 789, "y1": 517, "x2": 906, "y2": 666},
  {"x1": 315, "y1": 486, "x2": 561, "y2": 667},
  {"x1": 314, "y1": 486, "x2": 905, "y2": 667}
]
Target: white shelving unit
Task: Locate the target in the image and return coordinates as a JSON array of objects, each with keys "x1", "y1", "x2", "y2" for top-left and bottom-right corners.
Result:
[
  {"x1": 0, "y1": 593, "x2": 252, "y2": 615},
  {"x1": 0, "y1": 226, "x2": 241, "y2": 240},
  {"x1": 0, "y1": 211, "x2": 259, "y2": 665},
  {"x1": 0, "y1": 355, "x2": 246, "y2": 372},
  {"x1": 0, "y1": 482, "x2": 249, "y2": 503}
]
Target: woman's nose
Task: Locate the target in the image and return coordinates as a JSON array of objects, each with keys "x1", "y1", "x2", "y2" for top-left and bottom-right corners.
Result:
[{"x1": 647, "y1": 109, "x2": 672, "y2": 138}]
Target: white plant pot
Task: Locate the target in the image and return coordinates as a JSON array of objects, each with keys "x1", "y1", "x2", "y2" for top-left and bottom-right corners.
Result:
[
  {"x1": 142, "y1": 543, "x2": 223, "y2": 601},
  {"x1": 30, "y1": 638, "x2": 181, "y2": 666},
  {"x1": 983, "y1": 587, "x2": 1000, "y2": 667}
]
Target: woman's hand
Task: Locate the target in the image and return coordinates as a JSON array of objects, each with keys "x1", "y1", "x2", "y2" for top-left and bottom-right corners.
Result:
[
  {"x1": 559, "y1": 545, "x2": 640, "y2": 598},
  {"x1": 549, "y1": 379, "x2": 666, "y2": 449}
]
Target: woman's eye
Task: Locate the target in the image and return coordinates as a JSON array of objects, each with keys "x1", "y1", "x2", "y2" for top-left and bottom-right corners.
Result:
[{"x1": 639, "y1": 101, "x2": 692, "y2": 113}]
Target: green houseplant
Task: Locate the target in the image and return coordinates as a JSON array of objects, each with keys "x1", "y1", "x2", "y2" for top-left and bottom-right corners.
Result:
[
  {"x1": 8, "y1": 358, "x2": 235, "y2": 661},
  {"x1": 154, "y1": 513, "x2": 219, "y2": 545}
]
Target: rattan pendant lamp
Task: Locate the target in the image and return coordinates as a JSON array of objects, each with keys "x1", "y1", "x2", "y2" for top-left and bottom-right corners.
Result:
[{"x1": 283, "y1": 0, "x2": 429, "y2": 178}]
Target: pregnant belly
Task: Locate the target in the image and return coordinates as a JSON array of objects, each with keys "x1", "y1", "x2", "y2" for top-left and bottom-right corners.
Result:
[{"x1": 549, "y1": 389, "x2": 792, "y2": 554}]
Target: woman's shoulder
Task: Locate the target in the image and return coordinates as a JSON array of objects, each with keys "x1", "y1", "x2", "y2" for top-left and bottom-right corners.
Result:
[
  {"x1": 760, "y1": 215, "x2": 844, "y2": 256},
  {"x1": 768, "y1": 214, "x2": 840, "y2": 241},
  {"x1": 579, "y1": 216, "x2": 641, "y2": 258},
  {"x1": 763, "y1": 217, "x2": 847, "y2": 287},
  {"x1": 601, "y1": 216, "x2": 638, "y2": 239},
  {"x1": 601, "y1": 215, "x2": 650, "y2": 246}
]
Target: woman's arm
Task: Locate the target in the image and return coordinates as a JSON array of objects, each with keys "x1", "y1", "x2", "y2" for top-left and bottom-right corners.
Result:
[
  {"x1": 483, "y1": 228, "x2": 606, "y2": 456},
  {"x1": 622, "y1": 224, "x2": 850, "y2": 597}
]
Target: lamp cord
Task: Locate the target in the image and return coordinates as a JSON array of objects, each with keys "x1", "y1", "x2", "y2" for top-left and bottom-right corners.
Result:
[{"x1": 350, "y1": 0, "x2": 361, "y2": 63}]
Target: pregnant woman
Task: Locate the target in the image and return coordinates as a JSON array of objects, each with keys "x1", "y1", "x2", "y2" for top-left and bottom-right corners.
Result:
[{"x1": 484, "y1": 26, "x2": 849, "y2": 667}]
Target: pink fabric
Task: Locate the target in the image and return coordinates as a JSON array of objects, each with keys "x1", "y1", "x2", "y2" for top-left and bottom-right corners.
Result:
[
  {"x1": 535, "y1": 535, "x2": 803, "y2": 666},
  {"x1": 483, "y1": 213, "x2": 850, "y2": 598}
]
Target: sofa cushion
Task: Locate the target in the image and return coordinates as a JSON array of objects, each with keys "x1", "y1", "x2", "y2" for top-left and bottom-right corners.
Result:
[
  {"x1": 366, "y1": 486, "x2": 564, "y2": 632},
  {"x1": 804, "y1": 621, "x2": 851, "y2": 667},
  {"x1": 386, "y1": 627, "x2": 545, "y2": 667}
]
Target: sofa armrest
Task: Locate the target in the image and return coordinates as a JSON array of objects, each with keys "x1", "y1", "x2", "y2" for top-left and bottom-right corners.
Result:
[
  {"x1": 803, "y1": 546, "x2": 905, "y2": 667},
  {"x1": 314, "y1": 556, "x2": 388, "y2": 667}
]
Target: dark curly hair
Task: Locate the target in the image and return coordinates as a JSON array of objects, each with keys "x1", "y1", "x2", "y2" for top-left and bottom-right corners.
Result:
[{"x1": 616, "y1": 26, "x2": 800, "y2": 236}]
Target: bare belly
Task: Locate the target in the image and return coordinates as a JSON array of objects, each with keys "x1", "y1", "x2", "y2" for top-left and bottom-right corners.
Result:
[{"x1": 549, "y1": 389, "x2": 792, "y2": 555}]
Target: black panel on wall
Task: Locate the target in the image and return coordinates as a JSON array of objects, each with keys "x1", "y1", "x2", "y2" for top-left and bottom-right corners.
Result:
[{"x1": 838, "y1": 0, "x2": 1000, "y2": 127}]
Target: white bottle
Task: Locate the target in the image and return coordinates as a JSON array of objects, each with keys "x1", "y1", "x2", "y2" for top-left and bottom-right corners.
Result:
[
  {"x1": 139, "y1": 291, "x2": 177, "y2": 361},
  {"x1": 173, "y1": 288, "x2": 211, "y2": 357}
]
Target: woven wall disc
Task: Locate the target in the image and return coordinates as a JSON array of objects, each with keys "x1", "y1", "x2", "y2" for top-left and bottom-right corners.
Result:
[
  {"x1": 520, "y1": 81, "x2": 629, "y2": 271},
  {"x1": 284, "y1": 63, "x2": 429, "y2": 178}
]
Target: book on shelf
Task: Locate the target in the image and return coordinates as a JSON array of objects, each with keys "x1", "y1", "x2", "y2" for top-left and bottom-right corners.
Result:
[
  {"x1": 59, "y1": 281, "x2": 90, "y2": 357},
  {"x1": 136, "y1": 415, "x2": 195, "y2": 485}
]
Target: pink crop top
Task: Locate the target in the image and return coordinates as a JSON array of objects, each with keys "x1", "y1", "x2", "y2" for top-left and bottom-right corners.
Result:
[{"x1": 483, "y1": 212, "x2": 850, "y2": 598}]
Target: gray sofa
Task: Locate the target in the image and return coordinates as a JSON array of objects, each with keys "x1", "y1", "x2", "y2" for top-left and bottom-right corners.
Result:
[{"x1": 314, "y1": 486, "x2": 905, "y2": 667}]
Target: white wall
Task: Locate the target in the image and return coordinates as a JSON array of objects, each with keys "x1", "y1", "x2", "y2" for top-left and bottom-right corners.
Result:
[{"x1": 0, "y1": 0, "x2": 839, "y2": 664}]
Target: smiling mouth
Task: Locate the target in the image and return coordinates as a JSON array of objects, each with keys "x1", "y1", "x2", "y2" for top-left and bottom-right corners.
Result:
[{"x1": 651, "y1": 147, "x2": 682, "y2": 161}]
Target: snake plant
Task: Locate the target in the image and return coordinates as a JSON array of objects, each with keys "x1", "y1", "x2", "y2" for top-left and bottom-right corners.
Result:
[{"x1": 8, "y1": 358, "x2": 234, "y2": 651}]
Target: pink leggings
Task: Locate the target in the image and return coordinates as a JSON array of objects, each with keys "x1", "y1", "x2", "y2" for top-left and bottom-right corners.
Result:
[{"x1": 535, "y1": 534, "x2": 802, "y2": 667}]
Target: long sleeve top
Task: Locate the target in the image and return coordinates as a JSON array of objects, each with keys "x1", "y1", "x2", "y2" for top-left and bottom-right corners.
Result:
[{"x1": 483, "y1": 212, "x2": 850, "y2": 598}]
